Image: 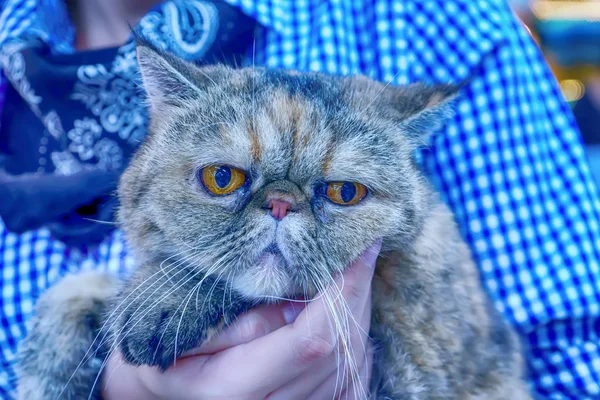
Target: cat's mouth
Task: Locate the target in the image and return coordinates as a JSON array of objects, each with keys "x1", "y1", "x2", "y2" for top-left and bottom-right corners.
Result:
[
  {"x1": 259, "y1": 242, "x2": 288, "y2": 269},
  {"x1": 263, "y1": 243, "x2": 284, "y2": 258},
  {"x1": 231, "y1": 242, "x2": 296, "y2": 299}
]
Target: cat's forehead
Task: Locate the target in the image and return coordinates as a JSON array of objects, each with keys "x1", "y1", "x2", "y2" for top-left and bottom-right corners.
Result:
[
  {"x1": 137, "y1": 46, "x2": 456, "y2": 195},
  {"x1": 190, "y1": 79, "x2": 400, "y2": 191},
  {"x1": 196, "y1": 86, "x2": 329, "y2": 177}
]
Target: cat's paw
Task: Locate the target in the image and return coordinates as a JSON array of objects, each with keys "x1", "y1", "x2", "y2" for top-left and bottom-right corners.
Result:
[
  {"x1": 111, "y1": 276, "x2": 251, "y2": 370},
  {"x1": 117, "y1": 304, "x2": 207, "y2": 370}
]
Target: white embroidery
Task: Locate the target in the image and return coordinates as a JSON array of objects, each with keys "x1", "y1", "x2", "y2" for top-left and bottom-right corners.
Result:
[
  {"x1": 138, "y1": 13, "x2": 170, "y2": 51},
  {"x1": 113, "y1": 44, "x2": 138, "y2": 75},
  {"x1": 164, "y1": 1, "x2": 219, "y2": 57},
  {"x1": 68, "y1": 118, "x2": 102, "y2": 160},
  {"x1": 51, "y1": 151, "x2": 87, "y2": 176},
  {"x1": 43, "y1": 111, "x2": 64, "y2": 140},
  {"x1": 71, "y1": 44, "x2": 147, "y2": 146},
  {"x1": 3, "y1": 0, "x2": 219, "y2": 177},
  {"x1": 52, "y1": 119, "x2": 123, "y2": 174},
  {"x1": 0, "y1": 41, "x2": 42, "y2": 116},
  {"x1": 138, "y1": 0, "x2": 219, "y2": 59},
  {"x1": 93, "y1": 138, "x2": 123, "y2": 171}
]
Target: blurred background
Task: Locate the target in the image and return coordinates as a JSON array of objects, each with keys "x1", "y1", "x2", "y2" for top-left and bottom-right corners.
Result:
[{"x1": 509, "y1": 0, "x2": 600, "y2": 184}]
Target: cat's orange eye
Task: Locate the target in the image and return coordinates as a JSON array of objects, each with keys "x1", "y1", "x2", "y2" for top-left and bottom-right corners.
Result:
[
  {"x1": 326, "y1": 182, "x2": 368, "y2": 206},
  {"x1": 201, "y1": 165, "x2": 247, "y2": 195}
]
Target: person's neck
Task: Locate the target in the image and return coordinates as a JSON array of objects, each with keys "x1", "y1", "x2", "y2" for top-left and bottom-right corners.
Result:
[{"x1": 72, "y1": 0, "x2": 161, "y2": 50}]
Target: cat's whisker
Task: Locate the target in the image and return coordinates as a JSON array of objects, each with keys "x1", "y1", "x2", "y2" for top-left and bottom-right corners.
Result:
[
  {"x1": 98, "y1": 352, "x2": 126, "y2": 393},
  {"x1": 98, "y1": 249, "x2": 200, "y2": 349},
  {"x1": 81, "y1": 218, "x2": 118, "y2": 226},
  {"x1": 254, "y1": 295, "x2": 314, "y2": 303},
  {"x1": 311, "y1": 268, "x2": 369, "y2": 400},
  {"x1": 198, "y1": 268, "x2": 226, "y2": 316},
  {"x1": 160, "y1": 247, "x2": 196, "y2": 283},
  {"x1": 312, "y1": 277, "x2": 348, "y2": 399},
  {"x1": 173, "y1": 266, "x2": 227, "y2": 365},
  {"x1": 222, "y1": 269, "x2": 235, "y2": 325},
  {"x1": 195, "y1": 245, "x2": 243, "y2": 309},
  {"x1": 251, "y1": 37, "x2": 256, "y2": 138},
  {"x1": 310, "y1": 272, "x2": 345, "y2": 399},
  {"x1": 329, "y1": 273, "x2": 370, "y2": 400},
  {"x1": 142, "y1": 246, "x2": 240, "y2": 367},
  {"x1": 326, "y1": 288, "x2": 357, "y2": 399},
  {"x1": 153, "y1": 268, "x2": 213, "y2": 363},
  {"x1": 334, "y1": 271, "x2": 373, "y2": 339},
  {"x1": 87, "y1": 269, "x2": 202, "y2": 400},
  {"x1": 164, "y1": 279, "x2": 208, "y2": 365},
  {"x1": 361, "y1": 69, "x2": 403, "y2": 114},
  {"x1": 57, "y1": 249, "x2": 197, "y2": 400},
  {"x1": 88, "y1": 254, "x2": 209, "y2": 399}
]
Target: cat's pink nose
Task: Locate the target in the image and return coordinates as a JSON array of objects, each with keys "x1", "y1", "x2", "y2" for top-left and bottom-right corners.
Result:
[{"x1": 268, "y1": 198, "x2": 292, "y2": 221}]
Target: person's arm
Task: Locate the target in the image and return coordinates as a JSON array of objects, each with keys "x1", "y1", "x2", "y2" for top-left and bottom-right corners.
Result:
[{"x1": 416, "y1": 4, "x2": 600, "y2": 398}]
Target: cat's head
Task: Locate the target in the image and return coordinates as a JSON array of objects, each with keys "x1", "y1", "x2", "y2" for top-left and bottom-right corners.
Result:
[{"x1": 118, "y1": 43, "x2": 458, "y2": 299}]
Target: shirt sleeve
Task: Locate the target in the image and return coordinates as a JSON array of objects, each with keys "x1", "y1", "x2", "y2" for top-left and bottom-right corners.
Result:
[{"x1": 414, "y1": 3, "x2": 600, "y2": 399}]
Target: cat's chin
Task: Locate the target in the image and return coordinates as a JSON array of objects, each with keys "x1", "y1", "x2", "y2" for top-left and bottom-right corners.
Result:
[{"x1": 231, "y1": 251, "x2": 295, "y2": 300}]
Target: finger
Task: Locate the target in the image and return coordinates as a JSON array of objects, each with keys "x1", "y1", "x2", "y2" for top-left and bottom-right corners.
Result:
[
  {"x1": 182, "y1": 301, "x2": 305, "y2": 356},
  {"x1": 149, "y1": 303, "x2": 304, "y2": 399},
  {"x1": 337, "y1": 346, "x2": 374, "y2": 400},
  {"x1": 265, "y1": 354, "x2": 335, "y2": 400},
  {"x1": 191, "y1": 241, "x2": 382, "y2": 397},
  {"x1": 268, "y1": 334, "x2": 369, "y2": 400},
  {"x1": 307, "y1": 292, "x2": 372, "y2": 400},
  {"x1": 308, "y1": 341, "x2": 374, "y2": 400},
  {"x1": 137, "y1": 355, "x2": 213, "y2": 400},
  {"x1": 268, "y1": 283, "x2": 373, "y2": 400},
  {"x1": 335, "y1": 239, "x2": 381, "y2": 313},
  {"x1": 340, "y1": 342, "x2": 374, "y2": 400},
  {"x1": 137, "y1": 284, "x2": 345, "y2": 399}
]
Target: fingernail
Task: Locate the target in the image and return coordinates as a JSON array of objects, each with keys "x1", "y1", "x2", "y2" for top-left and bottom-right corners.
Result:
[
  {"x1": 361, "y1": 239, "x2": 382, "y2": 268},
  {"x1": 282, "y1": 302, "x2": 304, "y2": 324}
]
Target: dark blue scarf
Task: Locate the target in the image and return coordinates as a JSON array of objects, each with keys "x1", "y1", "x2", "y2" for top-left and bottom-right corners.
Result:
[{"x1": 0, "y1": 0, "x2": 255, "y2": 245}]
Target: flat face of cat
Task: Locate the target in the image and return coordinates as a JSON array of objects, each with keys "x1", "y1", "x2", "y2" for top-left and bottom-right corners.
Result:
[{"x1": 118, "y1": 43, "x2": 457, "y2": 299}]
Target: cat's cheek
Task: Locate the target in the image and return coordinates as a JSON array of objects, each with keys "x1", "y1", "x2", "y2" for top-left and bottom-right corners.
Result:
[
  {"x1": 229, "y1": 188, "x2": 253, "y2": 213},
  {"x1": 313, "y1": 198, "x2": 364, "y2": 225}
]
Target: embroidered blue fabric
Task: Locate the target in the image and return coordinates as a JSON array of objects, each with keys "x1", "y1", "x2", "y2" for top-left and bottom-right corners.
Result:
[
  {"x1": 0, "y1": 0, "x2": 254, "y2": 246},
  {"x1": 1, "y1": 1, "x2": 600, "y2": 399}
]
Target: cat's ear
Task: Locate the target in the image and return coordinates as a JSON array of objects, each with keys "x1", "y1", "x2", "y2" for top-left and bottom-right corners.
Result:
[
  {"x1": 136, "y1": 42, "x2": 207, "y2": 111},
  {"x1": 344, "y1": 76, "x2": 461, "y2": 144},
  {"x1": 390, "y1": 83, "x2": 461, "y2": 143}
]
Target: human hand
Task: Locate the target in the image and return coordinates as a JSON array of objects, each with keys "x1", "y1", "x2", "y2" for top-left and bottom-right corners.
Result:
[{"x1": 101, "y1": 241, "x2": 381, "y2": 400}]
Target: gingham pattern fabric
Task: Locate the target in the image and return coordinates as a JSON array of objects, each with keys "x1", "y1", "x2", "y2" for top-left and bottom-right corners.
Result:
[{"x1": 1, "y1": 1, "x2": 599, "y2": 399}]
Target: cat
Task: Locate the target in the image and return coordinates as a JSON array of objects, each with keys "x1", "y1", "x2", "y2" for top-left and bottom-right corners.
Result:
[{"x1": 15, "y1": 42, "x2": 532, "y2": 400}]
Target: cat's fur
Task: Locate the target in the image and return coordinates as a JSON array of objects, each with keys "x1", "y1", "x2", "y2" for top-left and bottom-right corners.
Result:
[{"x1": 16, "y1": 43, "x2": 531, "y2": 399}]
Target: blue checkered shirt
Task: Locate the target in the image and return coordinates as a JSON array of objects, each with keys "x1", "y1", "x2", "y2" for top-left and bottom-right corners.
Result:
[{"x1": 1, "y1": 1, "x2": 600, "y2": 399}]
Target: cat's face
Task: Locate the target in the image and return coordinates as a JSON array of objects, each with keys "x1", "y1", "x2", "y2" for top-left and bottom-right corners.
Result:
[{"x1": 118, "y1": 44, "x2": 457, "y2": 299}]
